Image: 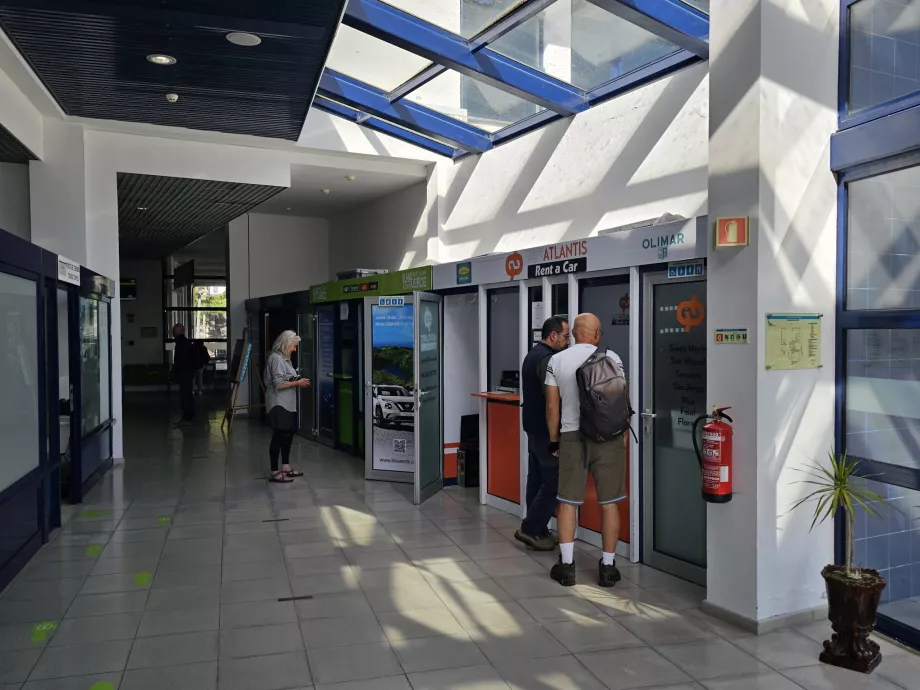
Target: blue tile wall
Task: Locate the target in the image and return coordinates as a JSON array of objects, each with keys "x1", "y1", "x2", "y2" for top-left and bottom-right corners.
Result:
[
  {"x1": 852, "y1": 479, "x2": 920, "y2": 603},
  {"x1": 849, "y1": 0, "x2": 920, "y2": 112}
]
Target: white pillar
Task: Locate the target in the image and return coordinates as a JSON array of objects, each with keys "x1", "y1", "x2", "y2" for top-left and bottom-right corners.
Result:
[
  {"x1": 706, "y1": 0, "x2": 839, "y2": 630},
  {"x1": 228, "y1": 214, "x2": 251, "y2": 408}
]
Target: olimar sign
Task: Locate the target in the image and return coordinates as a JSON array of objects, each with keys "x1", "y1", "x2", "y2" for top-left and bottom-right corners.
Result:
[{"x1": 528, "y1": 241, "x2": 588, "y2": 278}]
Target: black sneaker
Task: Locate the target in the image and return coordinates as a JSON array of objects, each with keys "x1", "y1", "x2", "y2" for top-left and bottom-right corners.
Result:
[
  {"x1": 550, "y1": 558, "x2": 576, "y2": 587},
  {"x1": 598, "y1": 559, "x2": 622, "y2": 588},
  {"x1": 514, "y1": 529, "x2": 556, "y2": 552}
]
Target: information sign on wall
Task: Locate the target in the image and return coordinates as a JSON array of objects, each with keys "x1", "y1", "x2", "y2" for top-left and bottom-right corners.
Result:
[
  {"x1": 715, "y1": 217, "x2": 750, "y2": 248},
  {"x1": 57, "y1": 256, "x2": 80, "y2": 286},
  {"x1": 764, "y1": 313, "x2": 821, "y2": 370}
]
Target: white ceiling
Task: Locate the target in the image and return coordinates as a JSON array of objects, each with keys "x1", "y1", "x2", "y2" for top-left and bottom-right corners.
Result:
[{"x1": 253, "y1": 162, "x2": 430, "y2": 217}]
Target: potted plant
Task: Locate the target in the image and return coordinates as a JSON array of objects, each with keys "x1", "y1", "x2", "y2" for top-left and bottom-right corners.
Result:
[{"x1": 791, "y1": 450, "x2": 891, "y2": 674}]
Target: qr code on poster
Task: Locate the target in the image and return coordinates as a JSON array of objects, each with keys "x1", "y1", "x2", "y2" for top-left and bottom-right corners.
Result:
[{"x1": 393, "y1": 438, "x2": 407, "y2": 454}]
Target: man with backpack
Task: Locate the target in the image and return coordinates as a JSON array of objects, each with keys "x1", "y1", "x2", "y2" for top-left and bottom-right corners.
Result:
[
  {"x1": 545, "y1": 313, "x2": 630, "y2": 588},
  {"x1": 514, "y1": 316, "x2": 569, "y2": 552},
  {"x1": 193, "y1": 339, "x2": 211, "y2": 395}
]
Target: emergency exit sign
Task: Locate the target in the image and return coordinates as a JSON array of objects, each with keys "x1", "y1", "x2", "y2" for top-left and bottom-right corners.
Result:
[{"x1": 715, "y1": 328, "x2": 749, "y2": 344}]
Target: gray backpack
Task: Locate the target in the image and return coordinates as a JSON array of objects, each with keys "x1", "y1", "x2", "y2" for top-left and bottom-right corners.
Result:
[{"x1": 576, "y1": 347, "x2": 633, "y2": 442}]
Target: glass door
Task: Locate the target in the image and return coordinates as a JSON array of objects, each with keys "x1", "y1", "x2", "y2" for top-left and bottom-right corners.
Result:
[
  {"x1": 414, "y1": 292, "x2": 443, "y2": 504},
  {"x1": 642, "y1": 271, "x2": 707, "y2": 584},
  {"x1": 315, "y1": 305, "x2": 336, "y2": 448},
  {"x1": 364, "y1": 296, "x2": 416, "y2": 483},
  {"x1": 297, "y1": 312, "x2": 315, "y2": 439}
]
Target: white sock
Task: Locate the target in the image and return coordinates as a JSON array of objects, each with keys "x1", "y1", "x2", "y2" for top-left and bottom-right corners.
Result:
[
  {"x1": 560, "y1": 542, "x2": 575, "y2": 564},
  {"x1": 602, "y1": 552, "x2": 616, "y2": 566}
]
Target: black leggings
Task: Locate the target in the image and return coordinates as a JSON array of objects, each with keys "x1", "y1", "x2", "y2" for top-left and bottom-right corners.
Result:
[{"x1": 269, "y1": 407, "x2": 296, "y2": 473}]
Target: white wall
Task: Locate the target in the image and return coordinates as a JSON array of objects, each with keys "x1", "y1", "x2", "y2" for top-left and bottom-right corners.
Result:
[
  {"x1": 119, "y1": 259, "x2": 163, "y2": 366},
  {"x1": 246, "y1": 213, "x2": 330, "y2": 298},
  {"x1": 0, "y1": 162, "x2": 30, "y2": 240},
  {"x1": 328, "y1": 177, "x2": 438, "y2": 273}
]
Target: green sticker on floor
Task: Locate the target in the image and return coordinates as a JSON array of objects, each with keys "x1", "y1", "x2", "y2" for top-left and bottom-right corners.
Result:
[
  {"x1": 89, "y1": 683, "x2": 115, "y2": 690},
  {"x1": 134, "y1": 571, "x2": 152, "y2": 587},
  {"x1": 78, "y1": 509, "x2": 113, "y2": 519},
  {"x1": 157, "y1": 516, "x2": 171, "y2": 525},
  {"x1": 85, "y1": 544, "x2": 103, "y2": 557},
  {"x1": 30, "y1": 621, "x2": 58, "y2": 643}
]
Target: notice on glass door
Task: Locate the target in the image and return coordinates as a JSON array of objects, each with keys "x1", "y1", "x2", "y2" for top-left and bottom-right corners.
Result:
[
  {"x1": 764, "y1": 313, "x2": 822, "y2": 370},
  {"x1": 371, "y1": 304, "x2": 415, "y2": 472}
]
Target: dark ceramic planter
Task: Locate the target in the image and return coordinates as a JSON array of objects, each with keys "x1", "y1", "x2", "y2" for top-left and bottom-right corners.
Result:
[{"x1": 820, "y1": 564, "x2": 886, "y2": 674}]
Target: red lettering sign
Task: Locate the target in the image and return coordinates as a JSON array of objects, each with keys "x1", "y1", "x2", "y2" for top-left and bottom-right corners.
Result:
[{"x1": 543, "y1": 240, "x2": 588, "y2": 261}]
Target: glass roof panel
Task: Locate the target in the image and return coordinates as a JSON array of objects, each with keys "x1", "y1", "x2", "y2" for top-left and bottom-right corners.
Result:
[
  {"x1": 488, "y1": 0, "x2": 680, "y2": 91},
  {"x1": 325, "y1": 24, "x2": 432, "y2": 91},
  {"x1": 680, "y1": 0, "x2": 709, "y2": 13},
  {"x1": 404, "y1": 69, "x2": 544, "y2": 133},
  {"x1": 381, "y1": 0, "x2": 530, "y2": 39}
]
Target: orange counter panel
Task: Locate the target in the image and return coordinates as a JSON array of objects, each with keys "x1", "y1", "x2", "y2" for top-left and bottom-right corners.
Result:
[
  {"x1": 578, "y1": 441, "x2": 630, "y2": 544},
  {"x1": 473, "y1": 393, "x2": 520, "y2": 505}
]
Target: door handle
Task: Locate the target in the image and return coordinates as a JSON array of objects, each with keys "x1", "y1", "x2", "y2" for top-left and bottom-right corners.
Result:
[{"x1": 640, "y1": 411, "x2": 657, "y2": 419}]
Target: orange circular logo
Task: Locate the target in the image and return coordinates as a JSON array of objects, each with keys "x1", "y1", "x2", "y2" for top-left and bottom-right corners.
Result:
[{"x1": 505, "y1": 252, "x2": 524, "y2": 280}]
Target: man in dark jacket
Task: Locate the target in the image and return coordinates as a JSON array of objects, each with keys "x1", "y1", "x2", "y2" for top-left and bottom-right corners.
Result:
[
  {"x1": 172, "y1": 323, "x2": 197, "y2": 425},
  {"x1": 515, "y1": 316, "x2": 569, "y2": 551}
]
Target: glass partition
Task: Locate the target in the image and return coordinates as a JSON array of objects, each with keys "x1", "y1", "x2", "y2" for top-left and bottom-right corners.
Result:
[
  {"x1": 0, "y1": 272, "x2": 39, "y2": 493},
  {"x1": 487, "y1": 286, "x2": 521, "y2": 391},
  {"x1": 80, "y1": 297, "x2": 101, "y2": 434}
]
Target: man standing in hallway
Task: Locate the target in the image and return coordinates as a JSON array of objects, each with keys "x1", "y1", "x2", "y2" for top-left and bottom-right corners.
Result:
[
  {"x1": 172, "y1": 323, "x2": 197, "y2": 426},
  {"x1": 545, "y1": 313, "x2": 627, "y2": 587},
  {"x1": 515, "y1": 316, "x2": 569, "y2": 552}
]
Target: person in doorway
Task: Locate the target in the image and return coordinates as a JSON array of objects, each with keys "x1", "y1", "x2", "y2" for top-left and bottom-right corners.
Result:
[
  {"x1": 545, "y1": 313, "x2": 627, "y2": 588},
  {"x1": 193, "y1": 339, "x2": 210, "y2": 396},
  {"x1": 265, "y1": 330, "x2": 310, "y2": 483},
  {"x1": 172, "y1": 323, "x2": 197, "y2": 426},
  {"x1": 514, "y1": 316, "x2": 569, "y2": 551}
]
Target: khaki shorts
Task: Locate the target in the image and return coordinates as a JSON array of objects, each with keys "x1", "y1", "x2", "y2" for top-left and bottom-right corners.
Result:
[{"x1": 557, "y1": 431, "x2": 627, "y2": 506}]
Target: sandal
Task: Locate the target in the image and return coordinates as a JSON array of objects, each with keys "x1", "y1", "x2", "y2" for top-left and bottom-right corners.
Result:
[
  {"x1": 284, "y1": 469, "x2": 304, "y2": 478},
  {"x1": 269, "y1": 472, "x2": 293, "y2": 483}
]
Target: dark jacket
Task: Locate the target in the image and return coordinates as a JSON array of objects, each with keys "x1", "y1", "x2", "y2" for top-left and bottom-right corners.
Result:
[
  {"x1": 172, "y1": 334, "x2": 197, "y2": 375},
  {"x1": 521, "y1": 341, "x2": 555, "y2": 436}
]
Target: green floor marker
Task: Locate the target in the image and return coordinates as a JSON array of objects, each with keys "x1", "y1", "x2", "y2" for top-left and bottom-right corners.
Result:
[
  {"x1": 85, "y1": 544, "x2": 103, "y2": 557},
  {"x1": 89, "y1": 683, "x2": 115, "y2": 690},
  {"x1": 134, "y1": 571, "x2": 152, "y2": 587},
  {"x1": 30, "y1": 621, "x2": 58, "y2": 643},
  {"x1": 157, "y1": 516, "x2": 171, "y2": 525}
]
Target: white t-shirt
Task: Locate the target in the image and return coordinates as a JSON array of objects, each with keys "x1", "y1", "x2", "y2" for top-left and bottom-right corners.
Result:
[{"x1": 545, "y1": 343, "x2": 624, "y2": 433}]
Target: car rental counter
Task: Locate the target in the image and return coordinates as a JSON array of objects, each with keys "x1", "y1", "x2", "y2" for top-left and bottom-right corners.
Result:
[{"x1": 471, "y1": 392, "x2": 520, "y2": 504}]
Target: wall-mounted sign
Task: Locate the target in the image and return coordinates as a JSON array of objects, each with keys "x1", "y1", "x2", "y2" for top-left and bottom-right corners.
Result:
[
  {"x1": 714, "y1": 328, "x2": 748, "y2": 344},
  {"x1": 668, "y1": 260, "x2": 705, "y2": 279},
  {"x1": 765, "y1": 313, "x2": 822, "y2": 370},
  {"x1": 456, "y1": 262, "x2": 472, "y2": 285},
  {"x1": 715, "y1": 217, "x2": 750, "y2": 248},
  {"x1": 379, "y1": 297, "x2": 405, "y2": 307},
  {"x1": 57, "y1": 256, "x2": 80, "y2": 286},
  {"x1": 311, "y1": 267, "x2": 432, "y2": 303},
  {"x1": 505, "y1": 252, "x2": 524, "y2": 280},
  {"x1": 528, "y1": 257, "x2": 587, "y2": 278},
  {"x1": 542, "y1": 240, "x2": 588, "y2": 262}
]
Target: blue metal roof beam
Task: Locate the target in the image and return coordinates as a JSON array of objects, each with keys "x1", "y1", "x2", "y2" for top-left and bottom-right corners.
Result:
[
  {"x1": 318, "y1": 70, "x2": 492, "y2": 154},
  {"x1": 313, "y1": 98, "x2": 456, "y2": 157},
  {"x1": 342, "y1": 0, "x2": 587, "y2": 115},
  {"x1": 585, "y1": 0, "x2": 709, "y2": 59}
]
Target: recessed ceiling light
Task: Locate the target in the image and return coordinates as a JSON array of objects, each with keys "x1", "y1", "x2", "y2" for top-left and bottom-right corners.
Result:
[
  {"x1": 345, "y1": 175, "x2": 356, "y2": 182},
  {"x1": 226, "y1": 32, "x2": 262, "y2": 47},
  {"x1": 147, "y1": 54, "x2": 176, "y2": 65},
  {"x1": 321, "y1": 189, "x2": 331, "y2": 195},
  {"x1": 137, "y1": 206, "x2": 148, "y2": 211},
  {"x1": 286, "y1": 207, "x2": 292, "y2": 212}
]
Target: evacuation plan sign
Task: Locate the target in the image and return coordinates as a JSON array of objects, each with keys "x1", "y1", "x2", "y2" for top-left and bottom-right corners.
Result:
[{"x1": 764, "y1": 313, "x2": 822, "y2": 370}]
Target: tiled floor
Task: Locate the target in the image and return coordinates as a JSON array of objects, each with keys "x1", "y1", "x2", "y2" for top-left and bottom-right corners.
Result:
[{"x1": 2, "y1": 394, "x2": 919, "y2": 690}]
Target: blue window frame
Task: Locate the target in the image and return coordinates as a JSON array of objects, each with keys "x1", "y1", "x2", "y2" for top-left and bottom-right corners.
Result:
[
  {"x1": 315, "y1": 0, "x2": 709, "y2": 156},
  {"x1": 835, "y1": 3, "x2": 920, "y2": 649}
]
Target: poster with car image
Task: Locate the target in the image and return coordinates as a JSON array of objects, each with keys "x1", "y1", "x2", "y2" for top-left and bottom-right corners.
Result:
[{"x1": 371, "y1": 303, "x2": 415, "y2": 472}]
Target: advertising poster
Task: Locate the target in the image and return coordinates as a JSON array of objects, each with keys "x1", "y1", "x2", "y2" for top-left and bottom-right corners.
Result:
[
  {"x1": 317, "y1": 307, "x2": 336, "y2": 440},
  {"x1": 371, "y1": 304, "x2": 415, "y2": 472}
]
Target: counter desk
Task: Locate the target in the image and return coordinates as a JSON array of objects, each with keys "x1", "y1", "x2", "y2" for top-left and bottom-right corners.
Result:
[{"x1": 471, "y1": 392, "x2": 521, "y2": 505}]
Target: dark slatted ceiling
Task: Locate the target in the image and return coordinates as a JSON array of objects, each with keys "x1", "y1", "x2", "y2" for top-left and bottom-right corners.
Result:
[
  {"x1": 118, "y1": 173, "x2": 283, "y2": 258},
  {"x1": 0, "y1": 122, "x2": 36, "y2": 163},
  {"x1": 0, "y1": 0, "x2": 346, "y2": 139}
]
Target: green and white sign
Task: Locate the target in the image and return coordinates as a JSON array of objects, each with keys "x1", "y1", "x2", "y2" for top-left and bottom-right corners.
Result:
[{"x1": 310, "y1": 267, "x2": 432, "y2": 303}]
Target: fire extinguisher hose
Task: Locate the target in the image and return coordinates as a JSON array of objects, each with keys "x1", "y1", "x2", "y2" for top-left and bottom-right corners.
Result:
[{"x1": 691, "y1": 415, "x2": 707, "y2": 470}]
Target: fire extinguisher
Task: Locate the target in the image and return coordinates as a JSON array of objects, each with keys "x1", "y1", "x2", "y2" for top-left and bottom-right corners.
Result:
[{"x1": 692, "y1": 407, "x2": 734, "y2": 503}]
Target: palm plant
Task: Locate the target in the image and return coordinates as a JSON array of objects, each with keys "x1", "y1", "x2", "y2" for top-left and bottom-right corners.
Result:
[{"x1": 791, "y1": 450, "x2": 889, "y2": 579}]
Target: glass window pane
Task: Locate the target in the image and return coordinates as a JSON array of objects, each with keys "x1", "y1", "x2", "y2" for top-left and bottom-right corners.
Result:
[
  {"x1": 851, "y1": 478, "x2": 920, "y2": 609},
  {"x1": 381, "y1": 0, "x2": 528, "y2": 39},
  {"x1": 325, "y1": 24, "x2": 432, "y2": 91},
  {"x1": 0, "y1": 272, "x2": 38, "y2": 492},
  {"x1": 167, "y1": 309, "x2": 228, "y2": 341},
  {"x1": 849, "y1": 0, "x2": 920, "y2": 114},
  {"x1": 489, "y1": 0, "x2": 679, "y2": 90},
  {"x1": 406, "y1": 70, "x2": 543, "y2": 132},
  {"x1": 100, "y1": 302, "x2": 110, "y2": 424},
  {"x1": 680, "y1": 0, "x2": 709, "y2": 13},
  {"x1": 846, "y1": 166, "x2": 920, "y2": 310},
  {"x1": 193, "y1": 284, "x2": 227, "y2": 309},
  {"x1": 845, "y1": 329, "x2": 920, "y2": 471},
  {"x1": 80, "y1": 297, "x2": 101, "y2": 434}
]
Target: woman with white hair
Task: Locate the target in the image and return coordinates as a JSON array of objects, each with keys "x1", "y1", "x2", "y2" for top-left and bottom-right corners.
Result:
[{"x1": 265, "y1": 330, "x2": 310, "y2": 483}]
